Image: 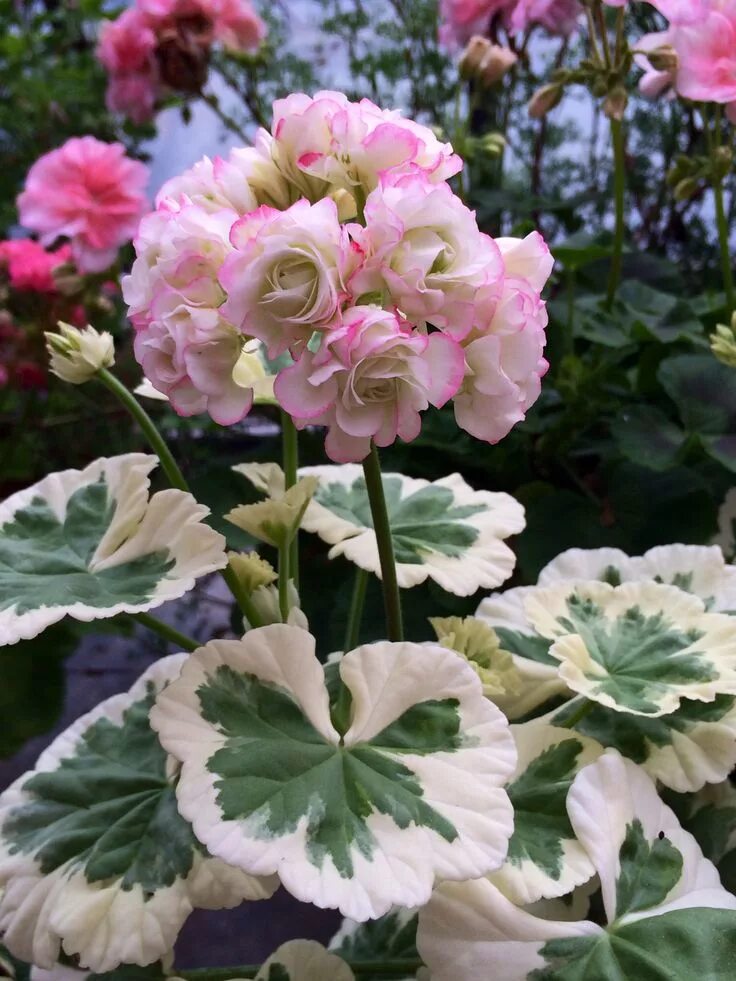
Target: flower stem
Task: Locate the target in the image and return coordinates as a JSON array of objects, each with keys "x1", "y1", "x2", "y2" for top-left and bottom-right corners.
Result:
[
  {"x1": 277, "y1": 541, "x2": 290, "y2": 623},
  {"x1": 361, "y1": 444, "x2": 403, "y2": 642},
  {"x1": 606, "y1": 117, "x2": 626, "y2": 309},
  {"x1": 97, "y1": 368, "x2": 187, "y2": 492},
  {"x1": 133, "y1": 612, "x2": 199, "y2": 652},
  {"x1": 713, "y1": 175, "x2": 734, "y2": 311},
  {"x1": 344, "y1": 568, "x2": 369, "y2": 652},
  {"x1": 281, "y1": 410, "x2": 300, "y2": 590},
  {"x1": 222, "y1": 565, "x2": 264, "y2": 628},
  {"x1": 559, "y1": 698, "x2": 594, "y2": 729}
]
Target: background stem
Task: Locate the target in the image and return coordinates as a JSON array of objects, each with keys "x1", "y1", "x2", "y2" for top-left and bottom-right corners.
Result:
[
  {"x1": 133, "y1": 612, "x2": 198, "y2": 652},
  {"x1": 606, "y1": 117, "x2": 626, "y2": 308},
  {"x1": 713, "y1": 176, "x2": 735, "y2": 311},
  {"x1": 361, "y1": 444, "x2": 403, "y2": 642}
]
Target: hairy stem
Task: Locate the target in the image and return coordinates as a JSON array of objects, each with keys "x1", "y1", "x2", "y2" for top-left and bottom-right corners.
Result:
[{"x1": 361, "y1": 444, "x2": 403, "y2": 642}]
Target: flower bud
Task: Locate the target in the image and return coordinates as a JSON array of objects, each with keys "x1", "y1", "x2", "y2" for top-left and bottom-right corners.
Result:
[
  {"x1": 646, "y1": 44, "x2": 678, "y2": 73},
  {"x1": 528, "y1": 83, "x2": 563, "y2": 119},
  {"x1": 673, "y1": 176, "x2": 700, "y2": 201},
  {"x1": 603, "y1": 86, "x2": 628, "y2": 121},
  {"x1": 45, "y1": 322, "x2": 114, "y2": 384},
  {"x1": 227, "y1": 551, "x2": 277, "y2": 594},
  {"x1": 711, "y1": 320, "x2": 736, "y2": 369},
  {"x1": 479, "y1": 132, "x2": 506, "y2": 157},
  {"x1": 246, "y1": 581, "x2": 309, "y2": 629},
  {"x1": 458, "y1": 36, "x2": 491, "y2": 81}
]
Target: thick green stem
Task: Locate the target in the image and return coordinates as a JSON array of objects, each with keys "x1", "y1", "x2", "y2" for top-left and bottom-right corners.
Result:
[
  {"x1": 361, "y1": 444, "x2": 403, "y2": 642},
  {"x1": 606, "y1": 117, "x2": 626, "y2": 309},
  {"x1": 277, "y1": 541, "x2": 290, "y2": 623},
  {"x1": 176, "y1": 960, "x2": 423, "y2": 980},
  {"x1": 560, "y1": 698, "x2": 594, "y2": 729},
  {"x1": 713, "y1": 177, "x2": 735, "y2": 311},
  {"x1": 281, "y1": 410, "x2": 300, "y2": 590},
  {"x1": 344, "y1": 568, "x2": 369, "y2": 651},
  {"x1": 133, "y1": 612, "x2": 199, "y2": 652},
  {"x1": 222, "y1": 565, "x2": 264, "y2": 628},
  {"x1": 97, "y1": 368, "x2": 187, "y2": 492}
]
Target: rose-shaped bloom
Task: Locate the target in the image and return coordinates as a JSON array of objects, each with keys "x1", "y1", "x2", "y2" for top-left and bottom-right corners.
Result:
[
  {"x1": 652, "y1": 0, "x2": 706, "y2": 22},
  {"x1": 97, "y1": 8, "x2": 156, "y2": 74},
  {"x1": 134, "y1": 302, "x2": 252, "y2": 424},
  {"x1": 220, "y1": 198, "x2": 358, "y2": 358},
  {"x1": 106, "y1": 72, "x2": 159, "y2": 123},
  {"x1": 0, "y1": 240, "x2": 71, "y2": 293},
  {"x1": 495, "y1": 231, "x2": 554, "y2": 291},
  {"x1": 351, "y1": 171, "x2": 504, "y2": 339},
  {"x1": 17, "y1": 137, "x2": 149, "y2": 274},
  {"x1": 214, "y1": 0, "x2": 266, "y2": 51},
  {"x1": 157, "y1": 139, "x2": 292, "y2": 216},
  {"x1": 676, "y1": 4, "x2": 736, "y2": 105},
  {"x1": 123, "y1": 201, "x2": 236, "y2": 327},
  {"x1": 270, "y1": 91, "x2": 462, "y2": 205},
  {"x1": 453, "y1": 280, "x2": 549, "y2": 443},
  {"x1": 275, "y1": 305, "x2": 464, "y2": 462}
]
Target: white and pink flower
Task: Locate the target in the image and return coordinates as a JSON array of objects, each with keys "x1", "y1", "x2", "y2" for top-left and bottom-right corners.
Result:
[
  {"x1": 17, "y1": 137, "x2": 148, "y2": 274},
  {"x1": 220, "y1": 198, "x2": 356, "y2": 358},
  {"x1": 275, "y1": 306, "x2": 465, "y2": 462},
  {"x1": 351, "y1": 171, "x2": 504, "y2": 339},
  {"x1": 270, "y1": 91, "x2": 462, "y2": 205}
]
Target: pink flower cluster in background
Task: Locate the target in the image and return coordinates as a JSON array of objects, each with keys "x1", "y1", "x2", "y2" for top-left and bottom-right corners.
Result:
[
  {"x1": 0, "y1": 240, "x2": 71, "y2": 294},
  {"x1": 124, "y1": 91, "x2": 553, "y2": 461},
  {"x1": 439, "y1": 0, "x2": 583, "y2": 47},
  {"x1": 17, "y1": 137, "x2": 148, "y2": 274},
  {"x1": 98, "y1": 0, "x2": 265, "y2": 123},
  {"x1": 637, "y1": 0, "x2": 736, "y2": 120}
]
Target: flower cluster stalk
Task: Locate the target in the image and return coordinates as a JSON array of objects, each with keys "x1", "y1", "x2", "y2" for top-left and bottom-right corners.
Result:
[{"x1": 362, "y1": 444, "x2": 404, "y2": 642}]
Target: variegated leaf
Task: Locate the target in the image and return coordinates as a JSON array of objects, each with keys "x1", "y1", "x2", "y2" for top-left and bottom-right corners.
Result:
[
  {"x1": 0, "y1": 454, "x2": 227, "y2": 645},
  {"x1": 150, "y1": 625, "x2": 516, "y2": 920}
]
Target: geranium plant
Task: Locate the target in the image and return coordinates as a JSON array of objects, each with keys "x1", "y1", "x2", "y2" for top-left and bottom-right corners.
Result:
[{"x1": 2, "y1": 89, "x2": 736, "y2": 981}]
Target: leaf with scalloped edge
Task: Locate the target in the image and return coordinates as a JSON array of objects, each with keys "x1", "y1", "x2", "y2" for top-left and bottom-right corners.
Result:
[
  {"x1": 417, "y1": 752, "x2": 736, "y2": 980},
  {"x1": 525, "y1": 581, "x2": 736, "y2": 717},
  {"x1": 255, "y1": 940, "x2": 354, "y2": 981},
  {"x1": 0, "y1": 454, "x2": 227, "y2": 646},
  {"x1": 490, "y1": 723, "x2": 603, "y2": 905},
  {"x1": 0, "y1": 656, "x2": 275, "y2": 973},
  {"x1": 150, "y1": 625, "x2": 516, "y2": 921}
]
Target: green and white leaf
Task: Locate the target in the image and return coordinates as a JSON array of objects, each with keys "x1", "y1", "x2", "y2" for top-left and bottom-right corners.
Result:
[
  {"x1": 663, "y1": 780, "x2": 736, "y2": 893},
  {"x1": 0, "y1": 656, "x2": 275, "y2": 973},
  {"x1": 255, "y1": 940, "x2": 354, "y2": 981},
  {"x1": 330, "y1": 907, "x2": 419, "y2": 979},
  {"x1": 476, "y1": 587, "x2": 571, "y2": 719},
  {"x1": 0, "y1": 454, "x2": 227, "y2": 646},
  {"x1": 417, "y1": 752, "x2": 736, "y2": 980},
  {"x1": 150, "y1": 625, "x2": 516, "y2": 920},
  {"x1": 551, "y1": 693, "x2": 736, "y2": 792},
  {"x1": 525, "y1": 581, "x2": 736, "y2": 716},
  {"x1": 490, "y1": 723, "x2": 603, "y2": 905},
  {"x1": 297, "y1": 465, "x2": 525, "y2": 596},
  {"x1": 539, "y1": 543, "x2": 736, "y2": 612}
]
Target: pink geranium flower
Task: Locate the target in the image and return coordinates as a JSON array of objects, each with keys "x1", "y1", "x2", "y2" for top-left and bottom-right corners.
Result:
[
  {"x1": 275, "y1": 305, "x2": 465, "y2": 462},
  {"x1": 676, "y1": 3, "x2": 736, "y2": 105},
  {"x1": 17, "y1": 137, "x2": 149, "y2": 274},
  {"x1": 0, "y1": 240, "x2": 72, "y2": 293}
]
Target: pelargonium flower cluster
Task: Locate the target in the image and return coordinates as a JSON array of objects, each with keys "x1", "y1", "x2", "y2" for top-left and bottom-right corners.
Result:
[
  {"x1": 439, "y1": 0, "x2": 583, "y2": 48},
  {"x1": 98, "y1": 0, "x2": 265, "y2": 123},
  {"x1": 17, "y1": 137, "x2": 148, "y2": 274},
  {"x1": 124, "y1": 91, "x2": 553, "y2": 461},
  {"x1": 636, "y1": 0, "x2": 736, "y2": 118}
]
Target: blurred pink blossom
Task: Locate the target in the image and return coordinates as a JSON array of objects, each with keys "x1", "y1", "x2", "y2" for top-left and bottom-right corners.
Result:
[
  {"x1": 0, "y1": 240, "x2": 72, "y2": 293},
  {"x1": 17, "y1": 137, "x2": 148, "y2": 273}
]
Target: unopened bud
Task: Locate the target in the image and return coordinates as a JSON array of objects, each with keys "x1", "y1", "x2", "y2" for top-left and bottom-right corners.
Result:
[
  {"x1": 459, "y1": 36, "x2": 491, "y2": 80},
  {"x1": 711, "y1": 318, "x2": 736, "y2": 369},
  {"x1": 646, "y1": 44, "x2": 678, "y2": 73},
  {"x1": 714, "y1": 145, "x2": 734, "y2": 180},
  {"x1": 603, "y1": 86, "x2": 628, "y2": 121},
  {"x1": 479, "y1": 132, "x2": 506, "y2": 157},
  {"x1": 45, "y1": 322, "x2": 114, "y2": 384},
  {"x1": 673, "y1": 176, "x2": 700, "y2": 201},
  {"x1": 528, "y1": 83, "x2": 563, "y2": 119}
]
